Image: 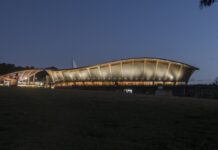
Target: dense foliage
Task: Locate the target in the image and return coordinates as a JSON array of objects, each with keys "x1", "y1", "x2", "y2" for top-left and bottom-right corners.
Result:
[
  {"x1": 200, "y1": 0, "x2": 216, "y2": 7},
  {"x1": 0, "y1": 63, "x2": 34, "y2": 75}
]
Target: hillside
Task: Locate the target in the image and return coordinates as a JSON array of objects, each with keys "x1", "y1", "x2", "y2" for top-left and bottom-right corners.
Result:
[{"x1": 0, "y1": 88, "x2": 218, "y2": 149}]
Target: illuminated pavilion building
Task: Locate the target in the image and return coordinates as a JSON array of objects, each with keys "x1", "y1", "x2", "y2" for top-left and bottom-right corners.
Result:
[{"x1": 0, "y1": 57, "x2": 198, "y2": 88}]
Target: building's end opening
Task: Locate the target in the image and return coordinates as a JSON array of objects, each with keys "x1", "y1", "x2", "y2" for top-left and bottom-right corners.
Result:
[
  {"x1": 34, "y1": 70, "x2": 52, "y2": 87},
  {"x1": 17, "y1": 70, "x2": 52, "y2": 88}
]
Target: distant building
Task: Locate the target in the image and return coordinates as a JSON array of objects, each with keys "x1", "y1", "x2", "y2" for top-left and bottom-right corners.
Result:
[{"x1": 0, "y1": 57, "x2": 198, "y2": 88}]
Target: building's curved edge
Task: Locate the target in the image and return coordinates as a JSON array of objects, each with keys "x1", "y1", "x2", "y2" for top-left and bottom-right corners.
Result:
[
  {"x1": 0, "y1": 57, "x2": 199, "y2": 87},
  {"x1": 58, "y1": 57, "x2": 199, "y2": 71}
]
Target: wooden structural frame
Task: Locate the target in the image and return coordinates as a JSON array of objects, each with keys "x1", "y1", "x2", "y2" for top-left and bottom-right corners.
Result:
[{"x1": 0, "y1": 57, "x2": 198, "y2": 87}]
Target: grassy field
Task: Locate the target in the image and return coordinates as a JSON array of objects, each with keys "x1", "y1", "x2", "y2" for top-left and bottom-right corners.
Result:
[{"x1": 1, "y1": 88, "x2": 218, "y2": 150}]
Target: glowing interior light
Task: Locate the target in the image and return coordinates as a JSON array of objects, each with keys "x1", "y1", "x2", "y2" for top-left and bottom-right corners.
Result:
[
  {"x1": 0, "y1": 58, "x2": 197, "y2": 88},
  {"x1": 169, "y1": 75, "x2": 173, "y2": 80}
]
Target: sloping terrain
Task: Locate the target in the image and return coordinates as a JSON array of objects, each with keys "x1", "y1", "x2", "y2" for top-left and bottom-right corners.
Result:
[{"x1": 0, "y1": 88, "x2": 218, "y2": 150}]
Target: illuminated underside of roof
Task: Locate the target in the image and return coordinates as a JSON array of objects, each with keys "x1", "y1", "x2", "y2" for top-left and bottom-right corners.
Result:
[
  {"x1": 47, "y1": 57, "x2": 198, "y2": 84},
  {"x1": 0, "y1": 57, "x2": 198, "y2": 87}
]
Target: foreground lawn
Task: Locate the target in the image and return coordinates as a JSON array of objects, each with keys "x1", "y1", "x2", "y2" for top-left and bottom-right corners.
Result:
[{"x1": 0, "y1": 87, "x2": 218, "y2": 150}]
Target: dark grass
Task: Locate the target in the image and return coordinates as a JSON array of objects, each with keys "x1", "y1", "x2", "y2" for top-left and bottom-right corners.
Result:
[{"x1": 1, "y1": 87, "x2": 218, "y2": 150}]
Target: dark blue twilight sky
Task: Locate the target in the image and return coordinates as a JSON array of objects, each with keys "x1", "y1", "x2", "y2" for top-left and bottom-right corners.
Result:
[{"x1": 0, "y1": 0, "x2": 218, "y2": 83}]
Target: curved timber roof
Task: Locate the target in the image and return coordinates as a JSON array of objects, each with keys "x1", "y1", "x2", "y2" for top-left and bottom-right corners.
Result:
[
  {"x1": 47, "y1": 57, "x2": 198, "y2": 83},
  {"x1": 0, "y1": 58, "x2": 198, "y2": 86}
]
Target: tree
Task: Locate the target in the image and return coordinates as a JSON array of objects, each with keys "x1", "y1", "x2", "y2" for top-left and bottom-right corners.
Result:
[
  {"x1": 0, "y1": 63, "x2": 35, "y2": 75},
  {"x1": 200, "y1": 0, "x2": 217, "y2": 7}
]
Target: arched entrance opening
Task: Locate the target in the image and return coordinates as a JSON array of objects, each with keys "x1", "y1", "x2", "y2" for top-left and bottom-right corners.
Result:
[{"x1": 31, "y1": 70, "x2": 52, "y2": 87}]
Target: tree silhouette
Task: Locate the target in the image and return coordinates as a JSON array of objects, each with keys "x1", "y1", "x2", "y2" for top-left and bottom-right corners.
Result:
[
  {"x1": 200, "y1": 0, "x2": 217, "y2": 7},
  {"x1": 0, "y1": 63, "x2": 35, "y2": 75}
]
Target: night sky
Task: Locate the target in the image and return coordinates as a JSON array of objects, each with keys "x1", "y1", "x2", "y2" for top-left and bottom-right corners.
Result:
[{"x1": 0, "y1": 0, "x2": 217, "y2": 83}]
